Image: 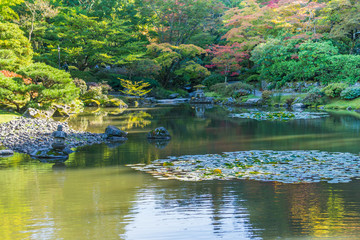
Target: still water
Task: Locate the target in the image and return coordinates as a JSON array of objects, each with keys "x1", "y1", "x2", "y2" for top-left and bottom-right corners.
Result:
[{"x1": 1, "y1": 105, "x2": 360, "y2": 239}]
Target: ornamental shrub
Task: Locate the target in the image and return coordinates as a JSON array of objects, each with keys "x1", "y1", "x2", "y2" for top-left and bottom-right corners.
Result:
[
  {"x1": 202, "y1": 74, "x2": 223, "y2": 87},
  {"x1": 340, "y1": 87, "x2": 360, "y2": 100},
  {"x1": 322, "y1": 83, "x2": 348, "y2": 98},
  {"x1": 210, "y1": 82, "x2": 253, "y2": 97},
  {"x1": 303, "y1": 87, "x2": 325, "y2": 105}
]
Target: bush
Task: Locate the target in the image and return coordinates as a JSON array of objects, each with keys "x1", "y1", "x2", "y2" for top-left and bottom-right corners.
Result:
[
  {"x1": 340, "y1": 87, "x2": 360, "y2": 100},
  {"x1": 303, "y1": 87, "x2": 325, "y2": 105},
  {"x1": 322, "y1": 83, "x2": 348, "y2": 98},
  {"x1": 149, "y1": 87, "x2": 174, "y2": 99},
  {"x1": 209, "y1": 82, "x2": 253, "y2": 97},
  {"x1": 73, "y1": 78, "x2": 87, "y2": 95},
  {"x1": 246, "y1": 75, "x2": 259, "y2": 83},
  {"x1": 202, "y1": 74, "x2": 224, "y2": 87},
  {"x1": 70, "y1": 70, "x2": 98, "y2": 82},
  {"x1": 261, "y1": 90, "x2": 272, "y2": 104}
]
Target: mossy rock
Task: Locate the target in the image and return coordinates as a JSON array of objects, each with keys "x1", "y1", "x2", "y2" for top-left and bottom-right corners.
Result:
[
  {"x1": 84, "y1": 99, "x2": 101, "y2": 108},
  {"x1": 52, "y1": 108, "x2": 70, "y2": 117},
  {"x1": 103, "y1": 98, "x2": 128, "y2": 108}
]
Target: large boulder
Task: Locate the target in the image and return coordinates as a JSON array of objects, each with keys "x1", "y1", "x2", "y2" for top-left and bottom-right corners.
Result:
[
  {"x1": 104, "y1": 125, "x2": 128, "y2": 141},
  {"x1": 23, "y1": 108, "x2": 54, "y2": 119},
  {"x1": 103, "y1": 98, "x2": 128, "y2": 108},
  {"x1": 292, "y1": 103, "x2": 306, "y2": 109},
  {"x1": 147, "y1": 127, "x2": 171, "y2": 140}
]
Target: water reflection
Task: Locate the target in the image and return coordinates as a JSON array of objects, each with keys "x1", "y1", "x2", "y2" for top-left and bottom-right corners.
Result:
[{"x1": 3, "y1": 105, "x2": 360, "y2": 239}]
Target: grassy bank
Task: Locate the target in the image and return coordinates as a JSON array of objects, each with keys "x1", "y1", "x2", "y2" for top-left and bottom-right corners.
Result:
[
  {"x1": 0, "y1": 109, "x2": 21, "y2": 123},
  {"x1": 324, "y1": 98, "x2": 360, "y2": 110}
]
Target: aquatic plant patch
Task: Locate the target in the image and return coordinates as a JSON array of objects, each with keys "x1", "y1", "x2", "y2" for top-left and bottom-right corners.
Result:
[
  {"x1": 229, "y1": 111, "x2": 329, "y2": 121},
  {"x1": 127, "y1": 150, "x2": 360, "y2": 184}
]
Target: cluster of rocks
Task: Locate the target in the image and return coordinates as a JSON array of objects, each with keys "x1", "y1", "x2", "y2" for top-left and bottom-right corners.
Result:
[
  {"x1": 0, "y1": 116, "x2": 172, "y2": 160},
  {"x1": 0, "y1": 117, "x2": 107, "y2": 155}
]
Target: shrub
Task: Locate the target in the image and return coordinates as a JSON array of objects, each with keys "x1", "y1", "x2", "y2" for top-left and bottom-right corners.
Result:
[
  {"x1": 246, "y1": 74, "x2": 259, "y2": 83},
  {"x1": 261, "y1": 90, "x2": 272, "y2": 104},
  {"x1": 73, "y1": 78, "x2": 87, "y2": 95},
  {"x1": 149, "y1": 87, "x2": 174, "y2": 99},
  {"x1": 210, "y1": 82, "x2": 253, "y2": 97},
  {"x1": 303, "y1": 87, "x2": 325, "y2": 105},
  {"x1": 340, "y1": 87, "x2": 360, "y2": 100},
  {"x1": 322, "y1": 83, "x2": 348, "y2": 98},
  {"x1": 202, "y1": 74, "x2": 224, "y2": 87}
]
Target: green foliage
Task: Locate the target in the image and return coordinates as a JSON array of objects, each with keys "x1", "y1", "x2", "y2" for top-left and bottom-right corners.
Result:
[
  {"x1": 146, "y1": 43, "x2": 209, "y2": 88},
  {"x1": 119, "y1": 78, "x2": 152, "y2": 97},
  {"x1": 202, "y1": 74, "x2": 224, "y2": 87},
  {"x1": 0, "y1": 73, "x2": 28, "y2": 112},
  {"x1": 261, "y1": 90, "x2": 272, "y2": 105},
  {"x1": 340, "y1": 87, "x2": 360, "y2": 100},
  {"x1": 246, "y1": 75, "x2": 259, "y2": 83},
  {"x1": 17, "y1": 62, "x2": 80, "y2": 109},
  {"x1": 73, "y1": 78, "x2": 87, "y2": 95},
  {"x1": 303, "y1": 87, "x2": 325, "y2": 105},
  {"x1": 209, "y1": 82, "x2": 253, "y2": 97},
  {"x1": 0, "y1": 0, "x2": 23, "y2": 20},
  {"x1": 0, "y1": 22, "x2": 33, "y2": 70},
  {"x1": 315, "y1": 55, "x2": 360, "y2": 84},
  {"x1": 322, "y1": 83, "x2": 348, "y2": 98}
]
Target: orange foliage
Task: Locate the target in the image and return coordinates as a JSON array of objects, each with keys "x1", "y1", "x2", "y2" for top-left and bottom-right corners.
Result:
[{"x1": 0, "y1": 70, "x2": 33, "y2": 84}]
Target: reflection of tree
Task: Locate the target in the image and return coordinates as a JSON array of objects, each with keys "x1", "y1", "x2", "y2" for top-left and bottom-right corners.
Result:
[{"x1": 121, "y1": 111, "x2": 152, "y2": 130}]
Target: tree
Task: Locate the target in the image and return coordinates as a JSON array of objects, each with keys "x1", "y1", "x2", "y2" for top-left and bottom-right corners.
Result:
[
  {"x1": 16, "y1": 62, "x2": 80, "y2": 109},
  {"x1": 0, "y1": 22, "x2": 33, "y2": 71},
  {"x1": 0, "y1": 71, "x2": 30, "y2": 112},
  {"x1": 146, "y1": 43, "x2": 210, "y2": 87},
  {"x1": 140, "y1": 0, "x2": 223, "y2": 45},
  {"x1": 119, "y1": 78, "x2": 152, "y2": 97},
  {"x1": 21, "y1": 0, "x2": 59, "y2": 42},
  {"x1": 0, "y1": 0, "x2": 24, "y2": 20},
  {"x1": 324, "y1": 0, "x2": 360, "y2": 54},
  {"x1": 206, "y1": 43, "x2": 249, "y2": 82},
  {"x1": 35, "y1": 11, "x2": 147, "y2": 70}
]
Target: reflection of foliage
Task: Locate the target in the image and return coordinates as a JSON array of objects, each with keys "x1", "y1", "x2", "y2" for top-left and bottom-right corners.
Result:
[{"x1": 121, "y1": 111, "x2": 152, "y2": 130}]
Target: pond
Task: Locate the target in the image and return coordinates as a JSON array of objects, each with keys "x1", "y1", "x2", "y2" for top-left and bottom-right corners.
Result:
[{"x1": 1, "y1": 105, "x2": 360, "y2": 239}]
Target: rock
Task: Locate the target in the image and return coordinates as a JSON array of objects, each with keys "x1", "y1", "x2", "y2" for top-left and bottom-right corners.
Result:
[
  {"x1": 103, "y1": 98, "x2": 128, "y2": 108},
  {"x1": 0, "y1": 149, "x2": 14, "y2": 156},
  {"x1": 30, "y1": 148, "x2": 69, "y2": 160},
  {"x1": 83, "y1": 99, "x2": 101, "y2": 108},
  {"x1": 147, "y1": 127, "x2": 171, "y2": 140},
  {"x1": 347, "y1": 106, "x2": 353, "y2": 111},
  {"x1": 23, "y1": 108, "x2": 54, "y2": 119},
  {"x1": 52, "y1": 108, "x2": 70, "y2": 118},
  {"x1": 245, "y1": 98, "x2": 262, "y2": 105},
  {"x1": 169, "y1": 93, "x2": 180, "y2": 99},
  {"x1": 104, "y1": 125, "x2": 128, "y2": 140},
  {"x1": 292, "y1": 103, "x2": 306, "y2": 109}
]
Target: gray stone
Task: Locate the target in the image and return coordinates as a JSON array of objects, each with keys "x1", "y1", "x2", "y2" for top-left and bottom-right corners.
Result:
[
  {"x1": 347, "y1": 106, "x2": 353, "y2": 111},
  {"x1": 23, "y1": 108, "x2": 54, "y2": 119},
  {"x1": 245, "y1": 98, "x2": 262, "y2": 105},
  {"x1": 105, "y1": 125, "x2": 128, "y2": 139},
  {"x1": 0, "y1": 149, "x2": 14, "y2": 156},
  {"x1": 169, "y1": 93, "x2": 180, "y2": 99},
  {"x1": 292, "y1": 103, "x2": 306, "y2": 109},
  {"x1": 147, "y1": 127, "x2": 171, "y2": 140},
  {"x1": 30, "y1": 148, "x2": 69, "y2": 160}
]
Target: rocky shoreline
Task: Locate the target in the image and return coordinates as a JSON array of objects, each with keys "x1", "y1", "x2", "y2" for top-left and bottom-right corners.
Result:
[{"x1": 0, "y1": 117, "x2": 107, "y2": 155}]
